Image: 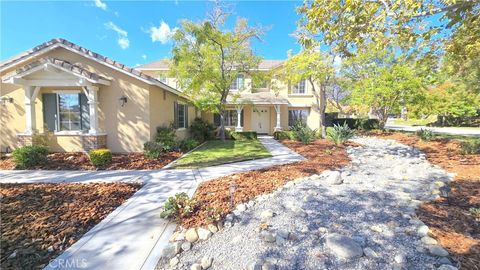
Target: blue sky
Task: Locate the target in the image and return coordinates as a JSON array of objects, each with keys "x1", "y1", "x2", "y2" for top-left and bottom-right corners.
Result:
[{"x1": 1, "y1": 0, "x2": 304, "y2": 67}]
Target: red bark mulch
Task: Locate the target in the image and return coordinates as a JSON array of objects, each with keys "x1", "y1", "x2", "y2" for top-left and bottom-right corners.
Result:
[
  {"x1": 0, "y1": 152, "x2": 183, "y2": 170},
  {"x1": 180, "y1": 139, "x2": 352, "y2": 228},
  {"x1": 370, "y1": 131, "x2": 480, "y2": 270},
  {"x1": 0, "y1": 182, "x2": 141, "y2": 269}
]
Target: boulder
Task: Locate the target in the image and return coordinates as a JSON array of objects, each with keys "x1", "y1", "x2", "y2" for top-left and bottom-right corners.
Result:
[
  {"x1": 323, "y1": 170, "x2": 343, "y2": 185},
  {"x1": 325, "y1": 233, "x2": 363, "y2": 259},
  {"x1": 428, "y1": 245, "x2": 449, "y2": 257},
  {"x1": 198, "y1": 228, "x2": 213, "y2": 240},
  {"x1": 200, "y1": 256, "x2": 213, "y2": 269},
  {"x1": 185, "y1": 228, "x2": 199, "y2": 243}
]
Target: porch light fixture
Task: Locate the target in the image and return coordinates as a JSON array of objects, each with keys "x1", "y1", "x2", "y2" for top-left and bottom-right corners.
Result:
[
  {"x1": 119, "y1": 95, "x2": 128, "y2": 107},
  {"x1": 0, "y1": 96, "x2": 14, "y2": 105}
]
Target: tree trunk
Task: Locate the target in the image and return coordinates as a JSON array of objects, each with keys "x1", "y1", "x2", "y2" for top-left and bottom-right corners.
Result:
[
  {"x1": 319, "y1": 84, "x2": 327, "y2": 138},
  {"x1": 219, "y1": 109, "x2": 226, "y2": 141}
]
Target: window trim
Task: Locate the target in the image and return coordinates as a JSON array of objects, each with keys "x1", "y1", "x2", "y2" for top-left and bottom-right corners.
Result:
[
  {"x1": 56, "y1": 92, "x2": 84, "y2": 132},
  {"x1": 230, "y1": 75, "x2": 245, "y2": 91}
]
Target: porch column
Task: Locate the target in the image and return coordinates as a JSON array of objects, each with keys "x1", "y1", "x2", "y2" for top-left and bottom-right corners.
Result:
[
  {"x1": 24, "y1": 86, "x2": 41, "y2": 134},
  {"x1": 84, "y1": 86, "x2": 99, "y2": 135},
  {"x1": 235, "y1": 105, "x2": 243, "y2": 132},
  {"x1": 274, "y1": 104, "x2": 282, "y2": 131}
]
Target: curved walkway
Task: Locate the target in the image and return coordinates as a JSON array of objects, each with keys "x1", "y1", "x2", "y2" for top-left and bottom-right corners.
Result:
[
  {"x1": 169, "y1": 137, "x2": 457, "y2": 270},
  {"x1": 0, "y1": 137, "x2": 303, "y2": 270}
]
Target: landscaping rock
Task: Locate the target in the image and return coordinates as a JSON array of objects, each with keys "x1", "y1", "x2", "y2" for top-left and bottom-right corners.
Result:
[
  {"x1": 260, "y1": 209, "x2": 274, "y2": 219},
  {"x1": 169, "y1": 257, "x2": 179, "y2": 267},
  {"x1": 417, "y1": 225, "x2": 430, "y2": 236},
  {"x1": 429, "y1": 245, "x2": 449, "y2": 257},
  {"x1": 181, "y1": 241, "x2": 192, "y2": 251},
  {"x1": 323, "y1": 170, "x2": 343, "y2": 185},
  {"x1": 262, "y1": 262, "x2": 276, "y2": 270},
  {"x1": 200, "y1": 256, "x2": 213, "y2": 269},
  {"x1": 190, "y1": 263, "x2": 202, "y2": 270},
  {"x1": 325, "y1": 233, "x2": 363, "y2": 259},
  {"x1": 185, "y1": 228, "x2": 199, "y2": 243},
  {"x1": 246, "y1": 261, "x2": 262, "y2": 270},
  {"x1": 160, "y1": 243, "x2": 180, "y2": 259},
  {"x1": 438, "y1": 265, "x2": 458, "y2": 270},
  {"x1": 260, "y1": 231, "x2": 276, "y2": 243},
  {"x1": 421, "y1": 236, "x2": 438, "y2": 245},
  {"x1": 363, "y1": 247, "x2": 378, "y2": 258},
  {"x1": 207, "y1": 224, "x2": 218, "y2": 233},
  {"x1": 197, "y1": 228, "x2": 212, "y2": 240},
  {"x1": 236, "y1": 203, "x2": 247, "y2": 212}
]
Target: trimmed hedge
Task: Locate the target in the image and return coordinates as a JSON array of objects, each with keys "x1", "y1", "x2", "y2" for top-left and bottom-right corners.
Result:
[
  {"x1": 89, "y1": 148, "x2": 112, "y2": 167},
  {"x1": 231, "y1": 131, "x2": 257, "y2": 140},
  {"x1": 331, "y1": 118, "x2": 380, "y2": 130},
  {"x1": 273, "y1": 131, "x2": 295, "y2": 140},
  {"x1": 12, "y1": 145, "x2": 49, "y2": 169}
]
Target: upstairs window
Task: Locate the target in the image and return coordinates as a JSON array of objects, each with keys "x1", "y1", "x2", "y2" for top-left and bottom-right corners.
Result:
[
  {"x1": 288, "y1": 109, "x2": 308, "y2": 127},
  {"x1": 157, "y1": 74, "x2": 167, "y2": 83},
  {"x1": 292, "y1": 80, "x2": 306, "y2": 94},
  {"x1": 230, "y1": 75, "x2": 244, "y2": 91}
]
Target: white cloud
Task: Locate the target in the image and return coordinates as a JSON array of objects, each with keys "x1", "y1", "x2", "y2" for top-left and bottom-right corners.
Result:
[
  {"x1": 104, "y1": 21, "x2": 130, "y2": 49},
  {"x1": 94, "y1": 0, "x2": 107, "y2": 10},
  {"x1": 142, "y1": 54, "x2": 147, "y2": 60},
  {"x1": 148, "y1": 21, "x2": 176, "y2": 44}
]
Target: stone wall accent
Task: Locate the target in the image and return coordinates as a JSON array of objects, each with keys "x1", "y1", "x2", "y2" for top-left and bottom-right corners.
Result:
[{"x1": 81, "y1": 134, "x2": 107, "y2": 152}]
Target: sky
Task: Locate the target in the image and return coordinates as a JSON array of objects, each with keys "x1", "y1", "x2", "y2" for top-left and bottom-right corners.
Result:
[{"x1": 0, "y1": 0, "x2": 304, "y2": 67}]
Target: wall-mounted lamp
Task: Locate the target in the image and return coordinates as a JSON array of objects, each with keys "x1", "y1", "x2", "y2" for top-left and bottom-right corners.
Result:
[
  {"x1": 119, "y1": 96, "x2": 128, "y2": 107},
  {"x1": 0, "y1": 96, "x2": 14, "y2": 105}
]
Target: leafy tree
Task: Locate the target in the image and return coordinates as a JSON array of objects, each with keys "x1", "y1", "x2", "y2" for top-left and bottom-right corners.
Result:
[
  {"x1": 169, "y1": 6, "x2": 262, "y2": 140},
  {"x1": 343, "y1": 49, "x2": 425, "y2": 129},
  {"x1": 280, "y1": 48, "x2": 335, "y2": 137}
]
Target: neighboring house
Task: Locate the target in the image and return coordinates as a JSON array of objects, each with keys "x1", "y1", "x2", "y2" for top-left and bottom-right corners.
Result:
[
  {"x1": 0, "y1": 38, "x2": 197, "y2": 153},
  {"x1": 137, "y1": 60, "x2": 322, "y2": 135}
]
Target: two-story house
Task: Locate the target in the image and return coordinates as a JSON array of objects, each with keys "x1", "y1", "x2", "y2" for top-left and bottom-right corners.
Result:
[{"x1": 136, "y1": 59, "x2": 321, "y2": 135}]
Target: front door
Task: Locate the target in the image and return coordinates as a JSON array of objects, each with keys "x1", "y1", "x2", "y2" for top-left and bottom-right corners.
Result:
[{"x1": 251, "y1": 106, "x2": 270, "y2": 134}]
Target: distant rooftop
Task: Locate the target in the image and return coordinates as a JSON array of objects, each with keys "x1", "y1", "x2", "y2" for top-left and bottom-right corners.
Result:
[{"x1": 136, "y1": 59, "x2": 285, "y2": 70}]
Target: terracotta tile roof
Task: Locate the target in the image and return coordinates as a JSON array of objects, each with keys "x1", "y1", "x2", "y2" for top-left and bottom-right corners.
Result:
[
  {"x1": 10, "y1": 57, "x2": 110, "y2": 83},
  {"x1": 136, "y1": 59, "x2": 285, "y2": 70},
  {"x1": 0, "y1": 38, "x2": 179, "y2": 94}
]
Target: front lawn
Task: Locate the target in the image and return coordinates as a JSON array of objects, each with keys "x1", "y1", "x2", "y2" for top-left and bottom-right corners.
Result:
[
  {"x1": 170, "y1": 139, "x2": 272, "y2": 169},
  {"x1": 0, "y1": 183, "x2": 141, "y2": 269}
]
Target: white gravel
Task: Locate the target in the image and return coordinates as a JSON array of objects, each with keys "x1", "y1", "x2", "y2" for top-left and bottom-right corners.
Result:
[{"x1": 158, "y1": 136, "x2": 457, "y2": 270}]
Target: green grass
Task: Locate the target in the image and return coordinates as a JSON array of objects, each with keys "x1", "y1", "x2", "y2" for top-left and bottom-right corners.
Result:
[
  {"x1": 170, "y1": 139, "x2": 272, "y2": 169},
  {"x1": 393, "y1": 116, "x2": 437, "y2": 126}
]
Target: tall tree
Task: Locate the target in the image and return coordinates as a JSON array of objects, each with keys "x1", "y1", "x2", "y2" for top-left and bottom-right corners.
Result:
[
  {"x1": 343, "y1": 48, "x2": 425, "y2": 128},
  {"x1": 281, "y1": 48, "x2": 335, "y2": 137},
  {"x1": 170, "y1": 5, "x2": 262, "y2": 140}
]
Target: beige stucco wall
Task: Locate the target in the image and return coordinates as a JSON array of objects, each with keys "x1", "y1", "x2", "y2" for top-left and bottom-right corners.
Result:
[{"x1": 0, "y1": 47, "x2": 187, "y2": 153}]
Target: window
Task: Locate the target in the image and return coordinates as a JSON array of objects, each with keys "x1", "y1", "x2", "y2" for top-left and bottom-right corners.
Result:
[
  {"x1": 292, "y1": 80, "x2": 306, "y2": 94},
  {"x1": 175, "y1": 102, "x2": 188, "y2": 128},
  {"x1": 288, "y1": 109, "x2": 308, "y2": 127},
  {"x1": 213, "y1": 110, "x2": 244, "y2": 126},
  {"x1": 42, "y1": 93, "x2": 89, "y2": 132},
  {"x1": 230, "y1": 75, "x2": 244, "y2": 91}
]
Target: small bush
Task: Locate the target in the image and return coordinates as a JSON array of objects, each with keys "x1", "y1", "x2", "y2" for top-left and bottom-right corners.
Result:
[
  {"x1": 231, "y1": 131, "x2": 257, "y2": 140},
  {"x1": 331, "y1": 118, "x2": 380, "y2": 130},
  {"x1": 291, "y1": 122, "x2": 317, "y2": 144},
  {"x1": 155, "y1": 124, "x2": 177, "y2": 150},
  {"x1": 143, "y1": 141, "x2": 167, "y2": 159},
  {"x1": 190, "y1": 118, "x2": 215, "y2": 142},
  {"x1": 89, "y1": 148, "x2": 112, "y2": 167},
  {"x1": 416, "y1": 128, "x2": 435, "y2": 141},
  {"x1": 327, "y1": 122, "x2": 355, "y2": 145},
  {"x1": 160, "y1": 192, "x2": 198, "y2": 220},
  {"x1": 273, "y1": 131, "x2": 295, "y2": 140},
  {"x1": 469, "y1": 206, "x2": 480, "y2": 217},
  {"x1": 177, "y1": 138, "x2": 200, "y2": 151},
  {"x1": 12, "y1": 145, "x2": 48, "y2": 169},
  {"x1": 204, "y1": 207, "x2": 223, "y2": 223},
  {"x1": 459, "y1": 139, "x2": 480, "y2": 155}
]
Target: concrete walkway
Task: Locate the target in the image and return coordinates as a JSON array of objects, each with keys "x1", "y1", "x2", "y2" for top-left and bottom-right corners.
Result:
[{"x1": 1, "y1": 137, "x2": 303, "y2": 270}]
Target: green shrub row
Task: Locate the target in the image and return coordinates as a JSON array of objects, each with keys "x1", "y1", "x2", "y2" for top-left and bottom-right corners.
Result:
[
  {"x1": 273, "y1": 130, "x2": 295, "y2": 140},
  {"x1": 230, "y1": 131, "x2": 257, "y2": 140},
  {"x1": 460, "y1": 139, "x2": 480, "y2": 155},
  {"x1": 331, "y1": 118, "x2": 380, "y2": 130}
]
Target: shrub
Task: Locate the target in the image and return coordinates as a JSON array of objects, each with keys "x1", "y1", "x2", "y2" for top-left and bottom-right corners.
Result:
[
  {"x1": 331, "y1": 118, "x2": 380, "y2": 130},
  {"x1": 89, "y1": 148, "x2": 112, "y2": 167},
  {"x1": 327, "y1": 122, "x2": 355, "y2": 145},
  {"x1": 231, "y1": 131, "x2": 257, "y2": 140},
  {"x1": 459, "y1": 139, "x2": 480, "y2": 155},
  {"x1": 469, "y1": 206, "x2": 480, "y2": 217},
  {"x1": 273, "y1": 131, "x2": 295, "y2": 140},
  {"x1": 143, "y1": 141, "x2": 167, "y2": 159},
  {"x1": 204, "y1": 207, "x2": 223, "y2": 223},
  {"x1": 160, "y1": 192, "x2": 198, "y2": 220},
  {"x1": 190, "y1": 118, "x2": 215, "y2": 142},
  {"x1": 177, "y1": 138, "x2": 200, "y2": 152},
  {"x1": 416, "y1": 128, "x2": 435, "y2": 141},
  {"x1": 291, "y1": 122, "x2": 317, "y2": 144},
  {"x1": 155, "y1": 124, "x2": 177, "y2": 150},
  {"x1": 12, "y1": 145, "x2": 48, "y2": 169}
]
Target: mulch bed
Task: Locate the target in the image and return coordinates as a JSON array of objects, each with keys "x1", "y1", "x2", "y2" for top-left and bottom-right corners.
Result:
[
  {"x1": 0, "y1": 152, "x2": 183, "y2": 170},
  {"x1": 370, "y1": 131, "x2": 480, "y2": 270},
  {"x1": 0, "y1": 182, "x2": 141, "y2": 269},
  {"x1": 180, "y1": 139, "x2": 351, "y2": 228}
]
